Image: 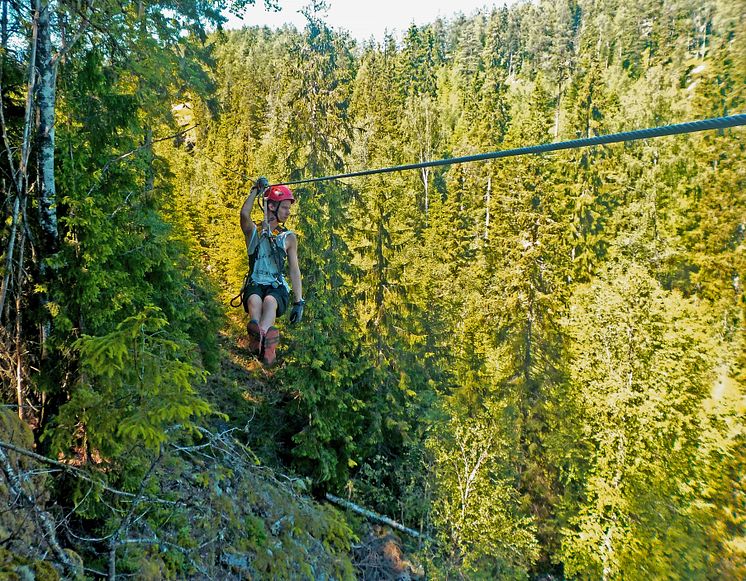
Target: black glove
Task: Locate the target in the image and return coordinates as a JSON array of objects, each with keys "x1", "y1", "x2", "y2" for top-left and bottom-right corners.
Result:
[
  {"x1": 289, "y1": 300, "x2": 304, "y2": 324},
  {"x1": 254, "y1": 176, "x2": 269, "y2": 192}
]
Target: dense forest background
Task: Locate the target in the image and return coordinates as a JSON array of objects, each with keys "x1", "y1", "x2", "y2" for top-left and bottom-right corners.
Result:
[{"x1": 0, "y1": 0, "x2": 744, "y2": 578}]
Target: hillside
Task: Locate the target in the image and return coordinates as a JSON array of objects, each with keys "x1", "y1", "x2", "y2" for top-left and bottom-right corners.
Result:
[{"x1": 0, "y1": 0, "x2": 744, "y2": 578}]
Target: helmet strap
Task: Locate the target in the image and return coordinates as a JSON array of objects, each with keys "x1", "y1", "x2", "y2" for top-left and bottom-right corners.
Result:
[{"x1": 267, "y1": 201, "x2": 282, "y2": 226}]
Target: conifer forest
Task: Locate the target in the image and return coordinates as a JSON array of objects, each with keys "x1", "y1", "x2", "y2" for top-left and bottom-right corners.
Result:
[{"x1": 0, "y1": 0, "x2": 744, "y2": 578}]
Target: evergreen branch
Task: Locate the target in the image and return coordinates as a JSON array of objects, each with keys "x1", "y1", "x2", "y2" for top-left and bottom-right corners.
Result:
[{"x1": 87, "y1": 124, "x2": 199, "y2": 198}]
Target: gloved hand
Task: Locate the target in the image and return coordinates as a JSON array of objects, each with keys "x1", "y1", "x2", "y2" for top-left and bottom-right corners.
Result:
[
  {"x1": 254, "y1": 176, "x2": 269, "y2": 192},
  {"x1": 289, "y1": 300, "x2": 305, "y2": 324}
]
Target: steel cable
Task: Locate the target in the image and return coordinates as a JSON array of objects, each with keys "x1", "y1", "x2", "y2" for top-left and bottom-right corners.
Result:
[{"x1": 271, "y1": 114, "x2": 746, "y2": 187}]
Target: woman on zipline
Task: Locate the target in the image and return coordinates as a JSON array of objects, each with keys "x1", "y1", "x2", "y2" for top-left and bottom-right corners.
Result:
[{"x1": 239, "y1": 178, "x2": 304, "y2": 365}]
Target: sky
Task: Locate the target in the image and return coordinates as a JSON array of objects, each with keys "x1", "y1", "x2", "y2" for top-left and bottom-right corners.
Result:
[{"x1": 225, "y1": 1, "x2": 502, "y2": 43}]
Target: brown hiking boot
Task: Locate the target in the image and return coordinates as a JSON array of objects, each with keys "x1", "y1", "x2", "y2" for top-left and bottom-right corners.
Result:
[
  {"x1": 246, "y1": 319, "x2": 262, "y2": 356},
  {"x1": 262, "y1": 326, "x2": 280, "y2": 366}
]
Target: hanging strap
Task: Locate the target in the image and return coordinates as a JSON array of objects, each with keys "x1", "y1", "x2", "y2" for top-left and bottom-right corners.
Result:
[{"x1": 230, "y1": 272, "x2": 251, "y2": 310}]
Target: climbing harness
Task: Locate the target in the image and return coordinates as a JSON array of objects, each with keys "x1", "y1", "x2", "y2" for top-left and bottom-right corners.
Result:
[{"x1": 230, "y1": 224, "x2": 289, "y2": 311}]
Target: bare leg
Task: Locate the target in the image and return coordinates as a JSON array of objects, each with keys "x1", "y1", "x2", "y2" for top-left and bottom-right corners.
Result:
[
  {"x1": 246, "y1": 294, "x2": 264, "y2": 355},
  {"x1": 248, "y1": 294, "x2": 263, "y2": 322},
  {"x1": 259, "y1": 295, "x2": 278, "y2": 332},
  {"x1": 260, "y1": 296, "x2": 281, "y2": 366}
]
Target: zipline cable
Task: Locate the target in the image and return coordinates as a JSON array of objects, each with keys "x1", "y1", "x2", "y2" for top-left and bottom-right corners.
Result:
[{"x1": 273, "y1": 113, "x2": 746, "y2": 187}]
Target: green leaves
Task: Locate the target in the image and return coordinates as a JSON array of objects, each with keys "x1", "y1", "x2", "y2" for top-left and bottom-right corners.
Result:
[
  {"x1": 50, "y1": 307, "x2": 211, "y2": 456},
  {"x1": 558, "y1": 262, "x2": 721, "y2": 578},
  {"x1": 428, "y1": 398, "x2": 539, "y2": 578}
]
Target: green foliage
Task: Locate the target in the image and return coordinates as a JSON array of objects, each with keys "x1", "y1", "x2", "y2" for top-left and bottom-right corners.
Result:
[
  {"x1": 558, "y1": 262, "x2": 722, "y2": 579},
  {"x1": 49, "y1": 307, "x2": 211, "y2": 456},
  {"x1": 22, "y1": 0, "x2": 739, "y2": 577},
  {"x1": 152, "y1": 2, "x2": 746, "y2": 575},
  {"x1": 428, "y1": 399, "x2": 539, "y2": 578},
  {"x1": 281, "y1": 329, "x2": 377, "y2": 487},
  {"x1": 159, "y1": 0, "x2": 743, "y2": 572}
]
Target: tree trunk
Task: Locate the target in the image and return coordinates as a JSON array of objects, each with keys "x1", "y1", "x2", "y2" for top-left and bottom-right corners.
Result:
[
  {"x1": 144, "y1": 127, "x2": 154, "y2": 193},
  {"x1": 325, "y1": 493, "x2": 426, "y2": 540},
  {"x1": 36, "y1": 0, "x2": 59, "y2": 251},
  {"x1": 14, "y1": 225, "x2": 26, "y2": 420},
  {"x1": 554, "y1": 81, "x2": 562, "y2": 140},
  {"x1": 1, "y1": 0, "x2": 6, "y2": 47},
  {"x1": 0, "y1": 0, "x2": 38, "y2": 318},
  {"x1": 0, "y1": 194, "x2": 20, "y2": 315},
  {"x1": 421, "y1": 166, "x2": 429, "y2": 221}
]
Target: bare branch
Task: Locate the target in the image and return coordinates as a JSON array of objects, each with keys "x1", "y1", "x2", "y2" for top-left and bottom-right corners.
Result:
[
  {"x1": 120, "y1": 533, "x2": 211, "y2": 578},
  {"x1": 50, "y1": 0, "x2": 96, "y2": 67},
  {"x1": 0, "y1": 446, "x2": 79, "y2": 575},
  {"x1": 0, "y1": 440, "x2": 180, "y2": 506},
  {"x1": 108, "y1": 449, "x2": 163, "y2": 580}
]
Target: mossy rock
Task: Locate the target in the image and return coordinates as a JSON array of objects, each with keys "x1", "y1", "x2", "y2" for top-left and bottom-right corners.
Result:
[
  {"x1": 0, "y1": 410, "x2": 46, "y2": 539},
  {"x1": 0, "y1": 548, "x2": 60, "y2": 581},
  {"x1": 0, "y1": 408, "x2": 34, "y2": 451},
  {"x1": 0, "y1": 408, "x2": 42, "y2": 498},
  {"x1": 0, "y1": 412, "x2": 60, "y2": 577},
  {"x1": 32, "y1": 561, "x2": 60, "y2": 581}
]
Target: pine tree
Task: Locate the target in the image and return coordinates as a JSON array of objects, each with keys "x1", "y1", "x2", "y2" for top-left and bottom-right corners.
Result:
[{"x1": 559, "y1": 262, "x2": 720, "y2": 579}]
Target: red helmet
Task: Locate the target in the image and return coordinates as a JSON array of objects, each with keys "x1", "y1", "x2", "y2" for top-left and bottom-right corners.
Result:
[{"x1": 265, "y1": 185, "x2": 295, "y2": 203}]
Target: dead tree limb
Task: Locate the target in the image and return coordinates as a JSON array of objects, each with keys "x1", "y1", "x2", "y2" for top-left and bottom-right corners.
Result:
[
  {"x1": 0, "y1": 445, "x2": 79, "y2": 575},
  {"x1": 325, "y1": 493, "x2": 429, "y2": 541},
  {"x1": 0, "y1": 439, "x2": 179, "y2": 506},
  {"x1": 50, "y1": 0, "x2": 95, "y2": 67}
]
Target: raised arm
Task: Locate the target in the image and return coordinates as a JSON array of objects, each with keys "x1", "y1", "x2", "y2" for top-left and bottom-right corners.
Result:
[
  {"x1": 240, "y1": 186, "x2": 258, "y2": 239},
  {"x1": 240, "y1": 178, "x2": 269, "y2": 239}
]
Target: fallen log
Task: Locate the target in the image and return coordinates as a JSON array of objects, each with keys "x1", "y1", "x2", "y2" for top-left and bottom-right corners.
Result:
[{"x1": 325, "y1": 492, "x2": 429, "y2": 541}]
